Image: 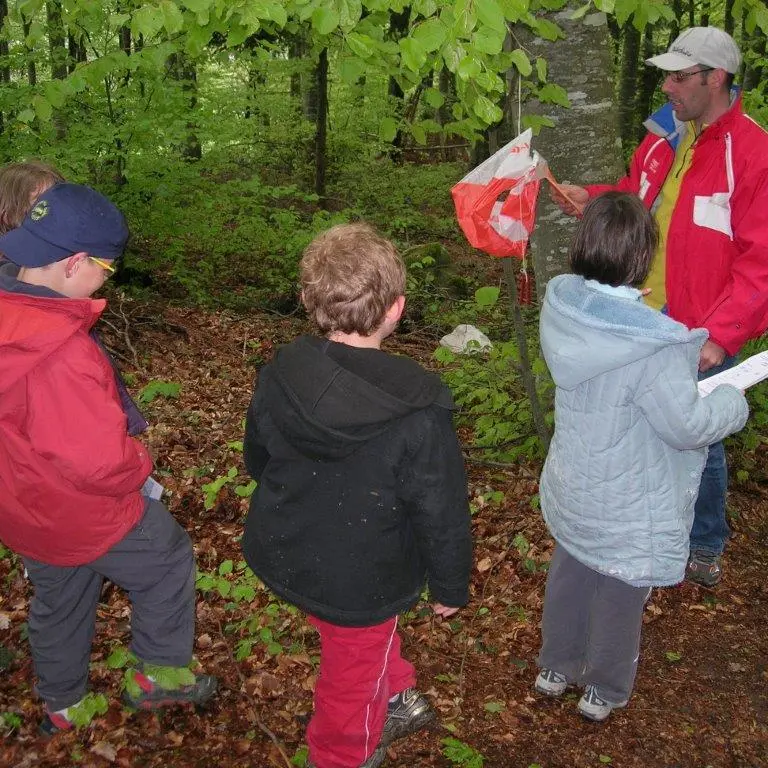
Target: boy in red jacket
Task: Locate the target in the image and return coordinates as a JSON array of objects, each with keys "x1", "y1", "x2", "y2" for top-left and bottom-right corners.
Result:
[{"x1": 0, "y1": 183, "x2": 217, "y2": 735}]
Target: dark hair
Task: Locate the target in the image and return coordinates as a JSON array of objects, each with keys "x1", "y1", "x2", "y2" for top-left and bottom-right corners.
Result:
[{"x1": 569, "y1": 192, "x2": 658, "y2": 287}]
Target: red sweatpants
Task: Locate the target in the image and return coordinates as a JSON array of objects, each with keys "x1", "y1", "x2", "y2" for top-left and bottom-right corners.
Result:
[{"x1": 306, "y1": 615, "x2": 417, "y2": 768}]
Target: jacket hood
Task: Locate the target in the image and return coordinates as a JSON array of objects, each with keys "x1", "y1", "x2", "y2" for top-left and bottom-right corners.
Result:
[
  {"x1": 0, "y1": 262, "x2": 105, "y2": 394},
  {"x1": 643, "y1": 89, "x2": 741, "y2": 150},
  {"x1": 541, "y1": 275, "x2": 707, "y2": 390},
  {"x1": 261, "y1": 335, "x2": 454, "y2": 460}
]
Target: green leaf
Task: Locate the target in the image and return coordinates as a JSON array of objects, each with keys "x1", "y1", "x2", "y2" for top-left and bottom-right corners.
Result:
[
  {"x1": 570, "y1": 2, "x2": 592, "y2": 19},
  {"x1": 665, "y1": 650, "x2": 682, "y2": 663},
  {"x1": 131, "y1": 5, "x2": 164, "y2": 39},
  {"x1": 521, "y1": 113, "x2": 555, "y2": 134},
  {"x1": 498, "y1": 0, "x2": 528, "y2": 21},
  {"x1": 531, "y1": 17, "x2": 563, "y2": 41},
  {"x1": 16, "y1": 109, "x2": 35, "y2": 124},
  {"x1": 424, "y1": 87, "x2": 445, "y2": 108},
  {"x1": 535, "y1": 57, "x2": 547, "y2": 82},
  {"x1": 484, "y1": 700, "x2": 505, "y2": 713},
  {"x1": 137, "y1": 380, "x2": 181, "y2": 405},
  {"x1": 339, "y1": 56, "x2": 367, "y2": 83},
  {"x1": 454, "y1": 0, "x2": 478, "y2": 36},
  {"x1": 475, "y1": 0, "x2": 507, "y2": 34},
  {"x1": 160, "y1": 0, "x2": 184, "y2": 34},
  {"x1": 599, "y1": 757, "x2": 613, "y2": 765},
  {"x1": 594, "y1": 0, "x2": 616, "y2": 13},
  {"x1": 457, "y1": 54, "x2": 482, "y2": 81},
  {"x1": 509, "y1": 48, "x2": 532, "y2": 76},
  {"x1": 345, "y1": 31, "x2": 376, "y2": 58},
  {"x1": 379, "y1": 116, "x2": 399, "y2": 142},
  {"x1": 410, "y1": 122, "x2": 427, "y2": 145},
  {"x1": 475, "y1": 286, "x2": 500, "y2": 307},
  {"x1": 311, "y1": 6, "x2": 340, "y2": 35},
  {"x1": 472, "y1": 28, "x2": 505, "y2": 55},
  {"x1": 183, "y1": 0, "x2": 213, "y2": 12},
  {"x1": 400, "y1": 37, "x2": 427, "y2": 72},
  {"x1": 32, "y1": 95, "x2": 52, "y2": 122},
  {"x1": 537, "y1": 83, "x2": 570, "y2": 108},
  {"x1": 219, "y1": 559, "x2": 234, "y2": 576},
  {"x1": 412, "y1": 18, "x2": 446, "y2": 52},
  {"x1": 234, "y1": 480, "x2": 257, "y2": 497},
  {"x1": 338, "y1": 0, "x2": 363, "y2": 29},
  {"x1": 472, "y1": 95, "x2": 503, "y2": 125},
  {"x1": 106, "y1": 646, "x2": 136, "y2": 669}
]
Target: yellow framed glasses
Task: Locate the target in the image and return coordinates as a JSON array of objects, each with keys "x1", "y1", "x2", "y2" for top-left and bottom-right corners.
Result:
[{"x1": 89, "y1": 256, "x2": 117, "y2": 275}]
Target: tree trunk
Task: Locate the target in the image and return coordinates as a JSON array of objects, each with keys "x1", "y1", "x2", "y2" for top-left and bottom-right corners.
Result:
[
  {"x1": 46, "y1": 0, "x2": 68, "y2": 138},
  {"x1": 68, "y1": 30, "x2": 87, "y2": 73},
  {"x1": 688, "y1": 0, "x2": 695, "y2": 28},
  {"x1": 0, "y1": 0, "x2": 9, "y2": 133},
  {"x1": 387, "y1": 7, "x2": 411, "y2": 156},
  {"x1": 724, "y1": 0, "x2": 736, "y2": 34},
  {"x1": 23, "y1": 19, "x2": 36, "y2": 86},
  {"x1": 742, "y1": 21, "x2": 766, "y2": 90},
  {"x1": 700, "y1": 0, "x2": 711, "y2": 26},
  {"x1": 637, "y1": 27, "x2": 661, "y2": 142},
  {"x1": 314, "y1": 47, "x2": 328, "y2": 204},
  {"x1": 618, "y1": 24, "x2": 640, "y2": 154},
  {"x1": 501, "y1": 258, "x2": 551, "y2": 452},
  {"x1": 670, "y1": 0, "x2": 682, "y2": 42},
  {"x1": 167, "y1": 53, "x2": 202, "y2": 160}
]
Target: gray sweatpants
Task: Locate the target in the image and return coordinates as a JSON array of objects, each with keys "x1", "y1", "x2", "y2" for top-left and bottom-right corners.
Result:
[
  {"x1": 537, "y1": 544, "x2": 651, "y2": 705},
  {"x1": 22, "y1": 499, "x2": 196, "y2": 711}
]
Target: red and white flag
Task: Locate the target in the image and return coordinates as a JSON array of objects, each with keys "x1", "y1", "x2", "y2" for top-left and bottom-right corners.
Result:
[{"x1": 451, "y1": 129, "x2": 541, "y2": 258}]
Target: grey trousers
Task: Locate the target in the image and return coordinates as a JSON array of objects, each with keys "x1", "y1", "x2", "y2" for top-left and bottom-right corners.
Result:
[
  {"x1": 537, "y1": 544, "x2": 651, "y2": 705},
  {"x1": 23, "y1": 499, "x2": 196, "y2": 710}
]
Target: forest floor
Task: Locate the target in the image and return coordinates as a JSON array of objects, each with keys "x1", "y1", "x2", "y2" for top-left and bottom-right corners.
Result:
[{"x1": 0, "y1": 294, "x2": 766, "y2": 768}]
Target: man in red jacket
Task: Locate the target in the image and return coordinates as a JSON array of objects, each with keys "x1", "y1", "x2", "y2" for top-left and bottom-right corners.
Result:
[
  {"x1": 550, "y1": 27, "x2": 768, "y2": 587},
  {"x1": 0, "y1": 183, "x2": 217, "y2": 735}
]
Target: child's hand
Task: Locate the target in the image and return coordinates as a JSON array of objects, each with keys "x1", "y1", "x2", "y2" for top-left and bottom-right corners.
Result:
[{"x1": 432, "y1": 603, "x2": 459, "y2": 618}]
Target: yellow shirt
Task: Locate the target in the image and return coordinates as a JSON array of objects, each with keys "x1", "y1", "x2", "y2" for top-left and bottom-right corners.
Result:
[{"x1": 643, "y1": 124, "x2": 698, "y2": 310}]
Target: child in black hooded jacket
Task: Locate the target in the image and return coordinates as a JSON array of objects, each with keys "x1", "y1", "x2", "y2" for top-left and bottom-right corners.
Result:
[{"x1": 241, "y1": 223, "x2": 472, "y2": 768}]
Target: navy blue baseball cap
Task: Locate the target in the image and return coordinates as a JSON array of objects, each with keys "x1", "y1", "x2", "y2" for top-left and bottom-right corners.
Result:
[{"x1": 0, "y1": 182, "x2": 129, "y2": 267}]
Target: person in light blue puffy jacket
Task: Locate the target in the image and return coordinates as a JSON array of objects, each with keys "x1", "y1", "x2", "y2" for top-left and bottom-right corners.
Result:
[{"x1": 533, "y1": 192, "x2": 749, "y2": 723}]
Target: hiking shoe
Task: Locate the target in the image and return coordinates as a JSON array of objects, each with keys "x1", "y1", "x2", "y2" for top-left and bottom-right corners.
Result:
[
  {"x1": 577, "y1": 684, "x2": 627, "y2": 722},
  {"x1": 381, "y1": 688, "x2": 436, "y2": 745},
  {"x1": 534, "y1": 668, "x2": 568, "y2": 698},
  {"x1": 686, "y1": 550, "x2": 722, "y2": 587},
  {"x1": 38, "y1": 708, "x2": 76, "y2": 737},
  {"x1": 121, "y1": 670, "x2": 218, "y2": 710}
]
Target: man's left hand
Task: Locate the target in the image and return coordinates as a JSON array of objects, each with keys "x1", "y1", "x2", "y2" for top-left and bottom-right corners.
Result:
[{"x1": 699, "y1": 340, "x2": 727, "y2": 372}]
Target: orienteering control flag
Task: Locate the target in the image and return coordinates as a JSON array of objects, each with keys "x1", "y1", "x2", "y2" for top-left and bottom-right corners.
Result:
[{"x1": 451, "y1": 129, "x2": 541, "y2": 258}]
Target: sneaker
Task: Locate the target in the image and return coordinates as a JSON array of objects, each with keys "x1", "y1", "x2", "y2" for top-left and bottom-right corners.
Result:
[
  {"x1": 534, "y1": 668, "x2": 568, "y2": 697},
  {"x1": 121, "y1": 670, "x2": 218, "y2": 710},
  {"x1": 686, "y1": 550, "x2": 722, "y2": 587},
  {"x1": 39, "y1": 707, "x2": 76, "y2": 737},
  {"x1": 381, "y1": 688, "x2": 436, "y2": 746},
  {"x1": 577, "y1": 684, "x2": 627, "y2": 722}
]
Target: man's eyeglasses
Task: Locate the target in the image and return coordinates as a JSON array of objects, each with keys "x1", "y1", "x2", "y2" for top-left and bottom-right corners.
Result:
[
  {"x1": 89, "y1": 256, "x2": 116, "y2": 275},
  {"x1": 667, "y1": 67, "x2": 713, "y2": 83}
]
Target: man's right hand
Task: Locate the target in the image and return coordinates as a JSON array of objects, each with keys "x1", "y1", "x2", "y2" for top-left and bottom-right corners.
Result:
[{"x1": 550, "y1": 183, "x2": 589, "y2": 216}]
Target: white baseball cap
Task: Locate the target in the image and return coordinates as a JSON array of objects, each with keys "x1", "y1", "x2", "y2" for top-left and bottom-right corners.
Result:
[{"x1": 646, "y1": 27, "x2": 741, "y2": 74}]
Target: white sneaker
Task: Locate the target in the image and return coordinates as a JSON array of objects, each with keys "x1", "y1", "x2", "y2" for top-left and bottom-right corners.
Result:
[
  {"x1": 534, "y1": 668, "x2": 568, "y2": 697},
  {"x1": 577, "y1": 684, "x2": 627, "y2": 722}
]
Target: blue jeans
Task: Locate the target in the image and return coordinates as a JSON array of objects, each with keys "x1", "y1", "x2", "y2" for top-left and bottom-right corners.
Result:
[{"x1": 690, "y1": 356, "x2": 737, "y2": 555}]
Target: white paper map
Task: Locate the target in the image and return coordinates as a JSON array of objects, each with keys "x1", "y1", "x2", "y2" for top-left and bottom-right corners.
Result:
[{"x1": 698, "y1": 351, "x2": 768, "y2": 396}]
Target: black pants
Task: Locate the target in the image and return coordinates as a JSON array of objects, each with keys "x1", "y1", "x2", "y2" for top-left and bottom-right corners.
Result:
[
  {"x1": 23, "y1": 499, "x2": 196, "y2": 710},
  {"x1": 537, "y1": 544, "x2": 651, "y2": 704}
]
